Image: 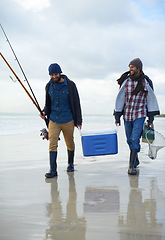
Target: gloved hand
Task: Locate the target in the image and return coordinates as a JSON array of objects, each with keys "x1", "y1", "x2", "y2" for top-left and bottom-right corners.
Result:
[
  {"x1": 147, "y1": 123, "x2": 153, "y2": 129},
  {"x1": 147, "y1": 116, "x2": 154, "y2": 129},
  {"x1": 114, "y1": 113, "x2": 121, "y2": 126}
]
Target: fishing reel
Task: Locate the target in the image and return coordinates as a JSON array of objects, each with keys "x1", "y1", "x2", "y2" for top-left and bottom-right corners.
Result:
[
  {"x1": 40, "y1": 128, "x2": 60, "y2": 141},
  {"x1": 40, "y1": 128, "x2": 49, "y2": 140}
]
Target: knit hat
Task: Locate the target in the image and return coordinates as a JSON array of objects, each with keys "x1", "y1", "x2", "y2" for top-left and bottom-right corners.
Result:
[
  {"x1": 129, "y1": 58, "x2": 143, "y2": 70},
  {"x1": 48, "y1": 63, "x2": 62, "y2": 75}
]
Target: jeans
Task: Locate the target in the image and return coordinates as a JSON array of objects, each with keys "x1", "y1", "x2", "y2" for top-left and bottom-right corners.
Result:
[{"x1": 124, "y1": 117, "x2": 145, "y2": 152}]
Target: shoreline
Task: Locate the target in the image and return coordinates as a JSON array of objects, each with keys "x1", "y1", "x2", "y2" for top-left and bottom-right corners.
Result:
[{"x1": 0, "y1": 115, "x2": 165, "y2": 239}]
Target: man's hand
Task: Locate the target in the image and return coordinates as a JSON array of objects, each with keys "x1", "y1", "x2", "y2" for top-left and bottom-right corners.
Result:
[
  {"x1": 147, "y1": 123, "x2": 153, "y2": 129},
  {"x1": 115, "y1": 122, "x2": 121, "y2": 127},
  {"x1": 77, "y1": 125, "x2": 82, "y2": 130},
  {"x1": 40, "y1": 112, "x2": 45, "y2": 120}
]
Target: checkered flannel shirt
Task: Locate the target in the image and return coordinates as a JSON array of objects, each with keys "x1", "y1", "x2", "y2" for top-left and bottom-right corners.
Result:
[{"x1": 123, "y1": 78, "x2": 148, "y2": 121}]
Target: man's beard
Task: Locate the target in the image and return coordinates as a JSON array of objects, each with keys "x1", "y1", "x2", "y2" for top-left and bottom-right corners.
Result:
[
  {"x1": 52, "y1": 76, "x2": 60, "y2": 83},
  {"x1": 130, "y1": 70, "x2": 139, "y2": 77}
]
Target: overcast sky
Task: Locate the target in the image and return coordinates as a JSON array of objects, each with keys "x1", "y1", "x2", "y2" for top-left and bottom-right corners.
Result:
[{"x1": 0, "y1": 0, "x2": 165, "y2": 116}]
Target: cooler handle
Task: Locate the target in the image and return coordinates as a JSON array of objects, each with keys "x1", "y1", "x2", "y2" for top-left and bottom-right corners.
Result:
[{"x1": 78, "y1": 126, "x2": 82, "y2": 136}]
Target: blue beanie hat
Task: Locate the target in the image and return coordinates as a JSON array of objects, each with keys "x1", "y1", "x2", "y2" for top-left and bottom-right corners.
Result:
[{"x1": 48, "y1": 63, "x2": 62, "y2": 75}]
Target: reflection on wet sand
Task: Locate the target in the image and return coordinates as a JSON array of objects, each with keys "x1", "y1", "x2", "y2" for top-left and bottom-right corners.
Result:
[
  {"x1": 119, "y1": 176, "x2": 163, "y2": 240},
  {"x1": 44, "y1": 173, "x2": 165, "y2": 240},
  {"x1": 83, "y1": 186, "x2": 120, "y2": 239},
  {"x1": 84, "y1": 187, "x2": 119, "y2": 213},
  {"x1": 45, "y1": 173, "x2": 86, "y2": 240}
]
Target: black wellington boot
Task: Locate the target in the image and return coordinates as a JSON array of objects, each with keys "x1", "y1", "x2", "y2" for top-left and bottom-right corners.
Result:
[
  {"x1": 45, "y1": 151, "x2": 58, "y2": 178},
  {"x1": 129, "y1": 153, "x2": 139, "y2": 168},
  {"x1": 128, "y1": 150, "x2": 137, "y2": 175},
  {"x1": 67, "y1": 150, "x2": 74, "y2": 172},
  {"x1": 135, "y1": 154, "x2": 140, "y2": 168}
]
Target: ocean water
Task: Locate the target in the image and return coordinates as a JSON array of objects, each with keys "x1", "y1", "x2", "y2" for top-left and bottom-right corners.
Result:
[
  {"x1": 0, "y1": 113, "x2": 165, "y2": 145},
  {"x1": 0, "y1": 113, "x2": 116, "y2": 136},
  {"x1": 0, "y1": 113, "x2": 164, "y2": 140},
  {"x1": 0, "y1": 113, "x2": 164, "y2": 169},
  {"x1": 0, "y1": 113, "x2": 44, "y2": 136}
]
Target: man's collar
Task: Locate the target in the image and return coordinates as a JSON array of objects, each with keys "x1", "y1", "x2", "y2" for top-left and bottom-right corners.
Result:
[{"x1": 61, "y1": 77, "x2": 67, "y2": 85}]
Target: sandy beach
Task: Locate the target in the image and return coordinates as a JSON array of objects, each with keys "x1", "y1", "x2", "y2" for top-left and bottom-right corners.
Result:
[{"x1": 0, "y1": 114, "x2": 165, "y2": 240}]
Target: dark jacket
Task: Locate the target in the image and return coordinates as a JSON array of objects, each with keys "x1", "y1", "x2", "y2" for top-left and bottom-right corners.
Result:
[{"x1": 43, "y1": 75, "x2": 82, "y2": 126}]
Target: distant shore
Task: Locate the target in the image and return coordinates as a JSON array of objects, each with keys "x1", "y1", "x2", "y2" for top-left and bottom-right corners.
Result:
[{"x1": 156, "y1": 114, "x2": 165, "y2": 117}]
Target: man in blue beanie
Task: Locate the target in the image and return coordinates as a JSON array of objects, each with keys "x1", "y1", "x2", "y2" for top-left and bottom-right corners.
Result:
[
  {"x1": 40, "y1": 63, "x2": 82, "y2": 178},
  {"x1": 114, "y1": 58, "x2": 160, "y2": 175}
]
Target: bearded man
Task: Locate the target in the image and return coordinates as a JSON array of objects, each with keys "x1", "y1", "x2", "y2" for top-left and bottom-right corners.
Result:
[
  {"x1": 40, "y1": 63, "x2": 82, "y2": 178},
  {"x1": 114, "y1": 58, "x2": 160, "y2": 175}
]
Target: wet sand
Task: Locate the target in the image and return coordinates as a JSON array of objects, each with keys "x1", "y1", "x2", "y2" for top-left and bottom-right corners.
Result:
[{"x1": 0, "y1": 122, "x2": 165, "y2": 240}]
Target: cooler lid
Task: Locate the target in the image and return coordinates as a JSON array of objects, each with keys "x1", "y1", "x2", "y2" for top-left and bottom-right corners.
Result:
[{"x1": 81, "y1": 128, "x2": 117, "y2": 136}]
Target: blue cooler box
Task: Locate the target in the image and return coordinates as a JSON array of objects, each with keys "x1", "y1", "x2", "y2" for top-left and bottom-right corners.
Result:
[{"x1": 81, "y1": 129, "x2": 118, "y2": 157}]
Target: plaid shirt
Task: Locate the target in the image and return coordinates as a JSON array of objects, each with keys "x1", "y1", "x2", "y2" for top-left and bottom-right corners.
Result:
[{"x1": 123, "y1": 78, "x2": 148, "y2": 121}]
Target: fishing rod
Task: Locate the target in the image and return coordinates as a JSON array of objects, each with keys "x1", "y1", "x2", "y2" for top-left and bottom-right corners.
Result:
[
  {"x1": 0, "y1": 52, "x2": 49, "y2": 139},
  {"x1": 0, "y1": 23, "x2": 42, "y2": 113},
  {"x1": 0, "y1": 52, "x2": 41, "y2": 111},
  {"x1": 0, "y1": 24, "x2": 49, "y2": 133}
]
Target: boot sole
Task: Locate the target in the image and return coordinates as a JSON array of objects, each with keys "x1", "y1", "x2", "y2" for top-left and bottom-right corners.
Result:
[
  {"x1": 45, "y1": 172, "x2": 58, "y2": 178},
  {"x1": 128, "y1": 169, "x2": 137, "y2": 175},
  {"x1": 67, "y1": 169, "x2": 74, "y2": 172}
]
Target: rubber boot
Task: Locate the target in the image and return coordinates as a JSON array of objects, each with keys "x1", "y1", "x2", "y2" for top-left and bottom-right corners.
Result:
[
  {"x1": 135, "y1": 154, "x2": 140, "y2": 168},
  {"x1": 45, "y1": 151, "x2": 58, "y2": 178},
  {"x1": 67, "y1": 150, "x2": 74, "y2": 172},
  {"x1": 129, "y1": 153, "x2": 139, "y2": 169},
  {"x1": 128, "y1": 150, "x2": 137, "y2": 175}
]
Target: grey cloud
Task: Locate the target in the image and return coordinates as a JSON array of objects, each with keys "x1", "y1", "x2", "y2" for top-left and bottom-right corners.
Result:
[
  {"x1": 50, "y1": 0, "x2": 135, "y2": 25},
  {"x1": 1, "y1": 0, "x2": 165, "y2": 81},
  {"x1": 1, "y1": 0, "x2": 165, "y2": 114}
]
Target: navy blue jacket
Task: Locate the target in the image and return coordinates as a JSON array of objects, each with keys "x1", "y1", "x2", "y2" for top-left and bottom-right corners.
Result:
[{"x1": 44, "y1": 75, "x2": 82, "y2": 126}]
